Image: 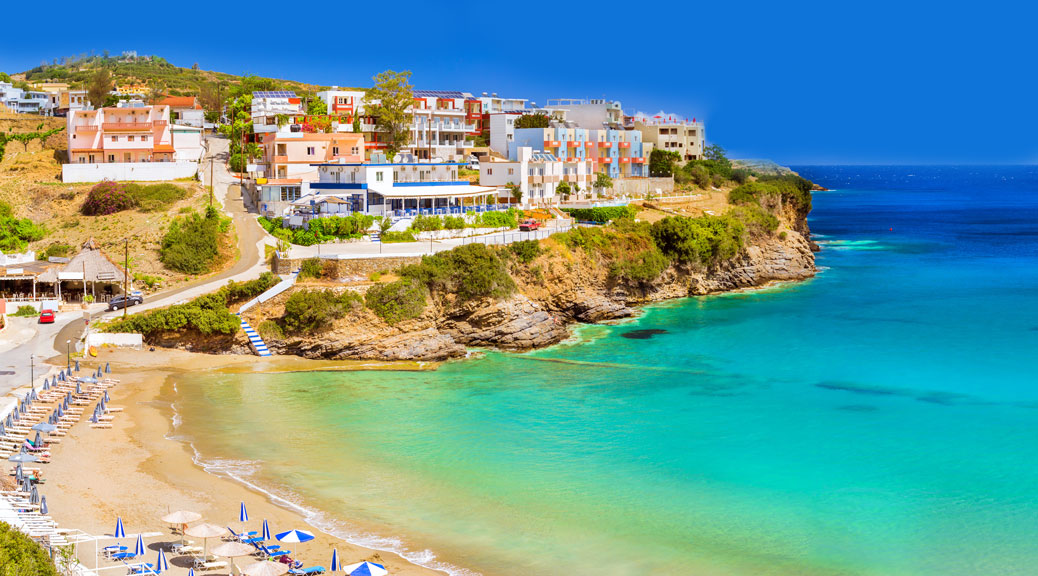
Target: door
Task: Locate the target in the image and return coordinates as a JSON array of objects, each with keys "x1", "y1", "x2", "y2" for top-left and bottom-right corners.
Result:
[{"x1": 124, "y1": 152, "x2": 132, "y2": 162}]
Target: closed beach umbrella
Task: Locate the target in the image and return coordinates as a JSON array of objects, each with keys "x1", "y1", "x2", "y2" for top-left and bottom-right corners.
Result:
[
  {"x1": 0, "y1": 422, "x2": 5, "y2": 436},
  {"x1": 14, "y1": 466, "x2": 23, "y2": 485},
  {"x1": 33, "y1": 431, "x2": 42, "y2": 447},
  {"x1": 186, "y1": 523, "x2": 225, "y2": 558},
  {"x1": 242, "y1": 561, "x2": 290, "y2": 576},
  {"x1": 43, "y1": 378, "x2": 49, "y2": 390},
  {"x1": 104, "y1": 390, "x2": 111, "y2": 403},
  {"x1": 342, "y1": 562, "x2": 387, "y2": 576},
  {"x1": 22, "y1": 477, "x2": 31, "y2": 492},
  {"x1": 134, "y1": 533, "x2": 145, "y2": 557},
  {"x1": 239, "y1": 502, "x2": 249, "y2": 523},
  {"x1": 30, "y1": 486, "x2": 39, "y2": 505},
  {"x1": 261, "y1": 519, "x2": 270, "y2": 541},
  {"x1": 75, "y1": 360, "x2": 80, "y2": 372},
  {"x1": 97, "y1": 367, "x2": 103, "y2": 378},
  {"x1": 188, "y1": 569, "x2": 195, "y2": 576},
  {"x1": 40, "y1": 496, "x2": 48, "y2": 515},
  {"x1": 155, "y1": 549, "x2": 169, "y2": 574},
  {"x1": 114, "y1": 517, "x2": 126, "y2": 539},
  {"x1": 11, "y1": 410, "x2": 18, "y2": 422},
  {"x1": 105, "y1": 362, "x2": 111, "y2": 373},
  {"x1": 274, "y1": 529, "x2": 315, "y2": 543},
  {"x1": 89, "y1": 412, "x2": 98, "y2": 424},
  {"x1": 75, "y1": 382, "x2": 82, "y2": 394},
  {"x1": 330, "y1": 549, "x2": 340, "y2": 572}
]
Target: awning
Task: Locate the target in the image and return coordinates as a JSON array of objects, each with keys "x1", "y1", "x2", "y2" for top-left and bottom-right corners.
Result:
[{"x1": 368, "y1": 183, "x2": 497, "y2": 199}]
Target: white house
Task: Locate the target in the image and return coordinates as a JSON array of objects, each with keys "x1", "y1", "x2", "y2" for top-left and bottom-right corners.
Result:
[{"x1": 479, "y1": 147, "x2": 594, "y2": 208}]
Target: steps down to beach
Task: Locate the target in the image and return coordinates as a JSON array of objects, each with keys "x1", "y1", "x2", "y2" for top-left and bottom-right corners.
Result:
[
  {"x1": 239, "y1": 271, "x2": 300, "y2": 313},
  {"x1": 239, "y1": 317, "x2": 272, "y2": 357}
]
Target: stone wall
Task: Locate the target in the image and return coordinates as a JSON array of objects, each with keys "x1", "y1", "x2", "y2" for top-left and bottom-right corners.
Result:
[
  {"x1": 272, "y1": 254, "x2": 422, "y2": 280},
  {"x1": 608, "y1": 177, "x2": 674, "y2": 198}
]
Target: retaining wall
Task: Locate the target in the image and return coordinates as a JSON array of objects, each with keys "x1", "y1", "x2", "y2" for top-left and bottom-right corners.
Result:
[
  {"x1": 608, "y1": 177, "x2": 674, "y2": 197},
  {"x1": 62, "y1": 161, "x2": 199, "y2": 183}
]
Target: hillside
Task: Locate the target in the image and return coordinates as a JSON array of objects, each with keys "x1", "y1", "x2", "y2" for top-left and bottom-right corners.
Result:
[{"x1": 13, "y1": 54, "x2": 337, "y2": 98}]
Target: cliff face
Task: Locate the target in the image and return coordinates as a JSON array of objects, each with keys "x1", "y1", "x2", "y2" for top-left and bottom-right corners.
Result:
[{"x1": 243, "y1": 212, "x2": 816, "y2": 362}]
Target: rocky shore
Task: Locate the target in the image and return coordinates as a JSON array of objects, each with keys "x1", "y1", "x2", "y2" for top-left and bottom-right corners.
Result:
[{"x1": 232, "y1": 211, "x2": 816, "y2": 362}]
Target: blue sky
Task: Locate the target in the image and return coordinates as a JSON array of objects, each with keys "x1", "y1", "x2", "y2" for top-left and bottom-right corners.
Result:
[{"x1": 3, "y1": 1, "x2": 1035, "y2": 164}]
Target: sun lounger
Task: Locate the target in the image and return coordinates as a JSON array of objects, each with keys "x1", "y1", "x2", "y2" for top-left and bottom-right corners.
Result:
[{"x1": 289, "y1": 567, "x2": 326, "y2": 575}]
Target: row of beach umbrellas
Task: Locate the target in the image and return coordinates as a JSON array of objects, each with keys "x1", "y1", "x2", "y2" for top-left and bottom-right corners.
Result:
[{"x1": 110, "y1": 503, "x2": 387, "y2": 576}]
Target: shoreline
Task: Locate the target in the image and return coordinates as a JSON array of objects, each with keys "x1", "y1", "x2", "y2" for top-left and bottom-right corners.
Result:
[{"x1": 40, "y1": 349, "x2": 454, "y2": 576}]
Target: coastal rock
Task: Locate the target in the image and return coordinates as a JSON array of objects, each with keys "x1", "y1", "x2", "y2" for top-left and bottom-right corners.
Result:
[{"x1": 442, "y1": 294, "x2": 569, "y2": 350}]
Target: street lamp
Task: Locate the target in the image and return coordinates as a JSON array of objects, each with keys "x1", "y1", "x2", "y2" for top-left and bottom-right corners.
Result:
[
  {"x1": 66, "y1": 340, "x2": 71, "y2": 371},
  {"x1": 30, "y1": 354, "x2": 34, "y2": 388}
]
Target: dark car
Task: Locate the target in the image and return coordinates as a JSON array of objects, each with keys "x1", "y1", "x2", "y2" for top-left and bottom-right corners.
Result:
[
  {"x1": 107, "y1": 294, "x2": 144, "y2": 311},
  {"x1": 38, "y1": 309, "x2": 55, "y2": 324}
]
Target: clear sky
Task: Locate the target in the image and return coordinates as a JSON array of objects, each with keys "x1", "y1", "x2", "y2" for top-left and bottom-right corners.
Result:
[{"x1": 3, "y1": 1, "x2": 1035, "y2": 164}]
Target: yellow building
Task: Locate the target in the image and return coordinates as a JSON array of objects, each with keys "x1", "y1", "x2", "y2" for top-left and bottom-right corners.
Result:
[{"x1": 634, "y1": 119, "x2": 706, "y2": 161}]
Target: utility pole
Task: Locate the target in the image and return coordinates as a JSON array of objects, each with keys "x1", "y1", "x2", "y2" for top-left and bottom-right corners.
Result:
[
  {"x1": 209, "y1": 155, "x2": 214, "y2": 208},
  {"x1": 123, "y1": 238, "x2": 129, "y2": 319}
]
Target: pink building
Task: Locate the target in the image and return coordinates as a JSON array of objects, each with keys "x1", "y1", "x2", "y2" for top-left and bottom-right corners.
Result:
[
  {"x1": 259, "y1": 132, "x2": 366, "y2": 181},
  {"x1": 67, "y1": 105, "x2": 175, "y2": 164}
]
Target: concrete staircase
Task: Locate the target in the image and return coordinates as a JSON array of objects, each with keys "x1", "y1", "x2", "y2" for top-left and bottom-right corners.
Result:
[{"x1": 239, "y1": 317, "x2": 272, "y2": 357}]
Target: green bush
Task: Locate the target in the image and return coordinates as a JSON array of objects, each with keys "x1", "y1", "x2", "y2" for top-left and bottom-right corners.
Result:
[
  {"x1": 0, "y1": 521, "x2": 58, "y2": 576},
  {"x1": 365, "y1": 278, "x2": 428, "y2": 324},
  {"x1": 381, "y1": 231, "x2": 416, "y2": 243},
  {"x1": 101, "y1": 273, "x2": 277, "y2": 339},
  {"x1": 401, "y1": 243, "x2": 516, "y2": 302},
  {"x1": 134, "y1": 273, "x2": 161, "y2": 290},
  {"x1": 299, "y1": 258, "x2": 323, "y2": 279},
  {"x1": 609, "y1": 248, "x2": 670, "y2": 282},
  {"x1": 650, "y1": 215, "x2": 745, "y2": 265},
  {"x1": 281, "y1": 289, "x2": 362, "y2": 333},
  {"x1": 306, "y1": 214, "x2": 375, "y2": 241},
  {"x1": 129, "y1": 183, "x2": 188, "y2": 212},
  {"x1": 443, "y1": 215, "x2": 465, "y2": 230},
  {"x1": 561, "y1": 206, "x2": 637, "y2": 223},
  {"x1": 729, "y1": 177, "x2": 813, "y2": 215},
  {"x1": 729, "y1": 204, "x2": 779, "y2": 237},
  {"x1": 477, "y1": 208, "x2": 520, "y2": 229},
  {"x1": 11, "y1": 305, "x2": 37, "y2": 317},
  {"x1": 410, "y1": 214, "x2": 443, "y2": 232},
  {"x1": 509, "y1": 239, "x2": 542, "y2": 264},
  {"x1": 257, "y1": 319, "x2": 284, "y2": 340},
  {"x1": 38, "y1": 242, "x2": 72, "y2": 260},
  {"x1": 160, "y1": 207, "x2": 229, "y2": 274},
  {"x1": 0, "y1": 201, "x2": 46, "y2": 253}
]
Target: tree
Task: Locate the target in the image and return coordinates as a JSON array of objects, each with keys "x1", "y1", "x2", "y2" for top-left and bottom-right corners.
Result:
[
  {"x1": 365, "y1": 70, "x2": 414, "y2": 159},
  {"x1": 556, "y1": 180, "x2": 571, "y2": 200},
  {"x1": 0, "y1": 72, "x2": 10, "y2": 83},
  {"x1": 0, "y1": 521, "x2": 59, "y2": 576},
  {"x1": 192, "y1": 62, "x2": 200, "y2": 71},
  {"x1": 514, "y1": 113, "x2": 551, "y2": 129},
  {"x1": 593, "y1": 172, "x2": 612, "y2": 195},
  {"x1": 87, "y1": 68, "x2": 113, "y2": 109},
  {"x1": 704, "y1": 143, "x2": 728, "y2": 163},
  {"x1": 307, "y1": 98, "x2": 327, "y2": 116},
  {"x1": 649, "y1": 149, "x2": 681, "y2": 177},
  {"x1": 507, "y1": 183, "x2": 522, "y2": 205}
]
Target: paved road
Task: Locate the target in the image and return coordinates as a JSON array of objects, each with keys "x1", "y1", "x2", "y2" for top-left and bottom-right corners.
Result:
[{"x1": 0, "y1": 136, "x2": 270, "y2": 395}]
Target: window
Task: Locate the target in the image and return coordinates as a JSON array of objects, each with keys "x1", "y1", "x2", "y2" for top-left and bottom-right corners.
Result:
[
  {"x1": 108, "y1": 155, "x2": 115, "y2": 162},
  {"x1": 128, "y1": 135, "x2": 135, "y2": 142},
  {"x1": 111, "y1": 135, "x2": 119, "y2": 142},
  {"x1": 141, "y1": 135, "x2": 148, "y2": 141},
  {"x1": 332, "y1": 146, "x2": 340, "y2": 156},
  {"x1": 508, "y1": 168, "x2": 514, "y2": 175},
  {"x1": 487, "y1": 168, "x2": 493, "y2": 175},
  {"x1": 351, "y1": 147, "x2": 359, "y2": 155},
  {"x1": 306, "y1": 146, "x2": 315, "y2": 155},
  {"x1": 376, "y1": 172, "x2": 383, "y2": 182}
]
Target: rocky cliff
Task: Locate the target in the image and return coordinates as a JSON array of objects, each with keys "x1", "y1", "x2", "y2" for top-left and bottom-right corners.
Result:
[{"x1": 242, "y1": 212, "x2": 816, "y2": 362}]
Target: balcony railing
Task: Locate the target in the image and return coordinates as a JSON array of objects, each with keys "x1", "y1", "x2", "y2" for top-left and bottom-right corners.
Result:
[
  {"x1": 618, "y1": 142, "x2": 630, "y2": 148},
  {"x1": 75, "y1": 124, "x2": 99, "y2": 132},
  {"x1": 544, "y1": 140, "x2": 561, "y2": 148},
  {"x1": 102, "y1": 122, "x2": 153, "y2": 131},
  {"x1": 597, "y1": 157, "x2": 613, "y2": 163},
  {"x1": 598, "y1": 142, "x2": 612, "y2": 148}
]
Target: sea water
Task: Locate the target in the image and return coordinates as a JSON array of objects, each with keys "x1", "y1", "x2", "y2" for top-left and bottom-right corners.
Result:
[{"x1": 172, "y1": 166, "x2": 1038, "y2": 576}]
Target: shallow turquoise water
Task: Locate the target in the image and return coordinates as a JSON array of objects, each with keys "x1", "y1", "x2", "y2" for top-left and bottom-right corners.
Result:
[{"x1": 173, "y1": 166, "x2": 1038, "y2": 575}]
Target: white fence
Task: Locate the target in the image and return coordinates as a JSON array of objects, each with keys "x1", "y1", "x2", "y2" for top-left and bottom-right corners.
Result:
[
  {"x1": 85, "y1": 333, "x2": 143, "y2": 349},
  {"x1": 62, "y1": 161, "x2": 199, "y2": 183}
]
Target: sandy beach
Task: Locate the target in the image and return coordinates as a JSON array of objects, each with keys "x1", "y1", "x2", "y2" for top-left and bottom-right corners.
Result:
[{"x1": 35, "y1": 347, "x2": 449, "y2": 576}]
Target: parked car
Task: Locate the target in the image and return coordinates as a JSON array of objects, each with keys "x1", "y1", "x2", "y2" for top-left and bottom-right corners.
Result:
[
  {"x1": 38, "y1": 309, "x2": 55, "y2": 324},
  {"x1": 519, "y1": 218, "x2": 542, "y2": 231},
  {"x1": 107, "y1": 294, "x2": 144, "y2": 311}
]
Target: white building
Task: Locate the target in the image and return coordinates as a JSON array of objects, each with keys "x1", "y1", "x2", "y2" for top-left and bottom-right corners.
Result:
[
  {"x1": 488, "y1": 111, "x2": 522, "y2": 156},
  {"x1": 0, "y1": 82, "x2": 54, "y2": 115},
  {"x1": 251, "y1": 91, "x2": 305, "y2": 134},
  {"x1": 478, "y1": 93, "x2": 528, "y2": 114},
  {"x1": 315, "y1": 87, "x2": 367, "y2": 133},
  {"x1": 545, "y1": 98, "x2": 624, "y2": 129},
  {"x1": 480, "y1": 147, "x2": 594, "y2": 208},
  {"x1": 406, "y1": 90, "x2": 477, "y2": 161}
]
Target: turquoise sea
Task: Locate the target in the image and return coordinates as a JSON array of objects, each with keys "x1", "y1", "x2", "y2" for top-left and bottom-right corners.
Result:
[{"x1": 172, "y1": 166, "x2": 1038, "y2": 575}]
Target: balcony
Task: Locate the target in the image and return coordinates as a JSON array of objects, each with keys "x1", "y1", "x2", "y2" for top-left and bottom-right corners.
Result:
[
  {"x1": 75, "y1": 124, "x2": 99, "y2": 132},
  {"x1": 618, "y1": 142, "x2": 630, "y2": 149},
  {"x1": 598, "y1": 142, "x2": 612, "y2": 149},
  {"x1": 102, "y1": 122, "x2": 153, "y2": 131},
  {"x1": 567, "y1": 141, "x2": 582, "y2": 148},
  {"x1": 632, "y1": 157, "x2": 645, "y2": 163},
  {"x1": 619, "y1": 157, "x2": 631, "y2": 164},
  {"x1": 530, "y1": 175, "x2": 544, "y2": 184},
  {"x1": 544, "y1": 140, "x2": 561, "y2": 148},
  {"x1": 597, "y1": 157, "x2": 613, "y2": 164},
  {"x1": 154, "y1": 119, "x2": 168, "y2": 127}
]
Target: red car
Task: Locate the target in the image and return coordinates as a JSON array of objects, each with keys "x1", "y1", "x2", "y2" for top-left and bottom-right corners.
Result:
[
  {"x1": 38, "y1": 309, "x2": 55, "y2": 324},
  {"x1": 519, "y1": 218, "x2": 542, "y2": 231}
]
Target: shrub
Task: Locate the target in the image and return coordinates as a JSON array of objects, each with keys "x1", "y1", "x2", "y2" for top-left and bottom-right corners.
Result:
[
  {"x1": 134, "y1": 273, "x2": 161, "y2": 290},
  {"x1": 562, "y1": 206, "x2": 637, "y2": 223},
  {"x1": 729, "y1": 204, "x2": 779, "y2": 237},
  {"x1": 688, "y1": 164, "x2": 710, "y2": 188},
  {"x1": 509, "y1": 239, "x2": 542, "y2": 264},
  {"x1": 82, "y1": 181, "x2": 136, "y2": 215},
  {"x1": 38, "y1": 242, "x2": 72, "y2": 260},
  {"x1": 443, "y1": 215, "x2": 465, "y2": 230},
  {"x1": 365, "y1": 278, "x2": 428, "y2": 324},
  {"x1": 159, "y1": 208, "x2": 228, "y2": 274},
  {"x1": 306, "y1": 214, "x2": 375, "y2": 242},
  {"x1": 281, "y1": 289, "x2": 362, "y2": 333},
  {"x1": 478, "y1": 208, "x2": 520, "y2": 228},
  {"x1": 131, "y1": 183, "x2": 188, "y2": 212},
  {"x1": 410, "y1": 214, "x2": 443, "y2": 232},
  {"x1": 381, "y1": 231, "x2": 416, "y2": 243},
  {"x1": 609, "y1": 248, "x2": 670, "y2": 283},
  {"x1": 299, "y1": 258, "x2": 323, "y2": 279},
  {"x1": 0, "y1": 521, "x2": 58, "y2": 576},
  {"x1": 12, "y1": 305, "x2": 37, "y2": 317},
  {"x1": 650, "y1": 215, "x2": 745, "y2": 265},
  {"x1": 257, "y1": 320, "x2": 284, "y2": 340},
  {"x1": 401, "y1": 243, "x2": 516, "y2": 302},
  {"x1": 731, "y1": 168, "x2": 751, "y2": 184}
]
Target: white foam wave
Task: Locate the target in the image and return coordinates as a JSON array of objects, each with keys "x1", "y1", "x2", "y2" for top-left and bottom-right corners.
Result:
[{"x1": 167, "y1": 401, "x2": 478, "y2": 576}]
